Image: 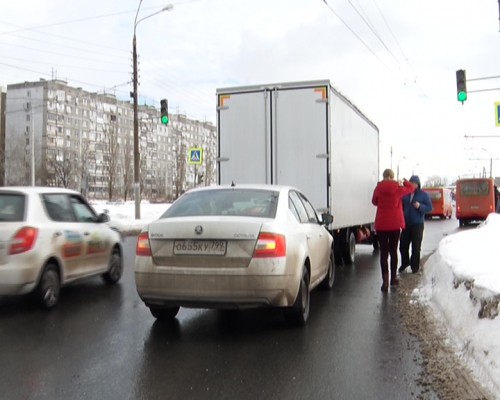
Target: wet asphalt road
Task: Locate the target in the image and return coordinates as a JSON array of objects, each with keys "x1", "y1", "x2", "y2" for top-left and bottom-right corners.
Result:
[{"x1": 0, "y1": 217, "x2": 462, "y2": 400}]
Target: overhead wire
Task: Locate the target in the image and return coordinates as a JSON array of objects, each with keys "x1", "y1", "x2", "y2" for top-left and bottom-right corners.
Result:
[
  {"x1": 0, "y1": 0, "x2": 209, "y2": 119},
  {"x1": 344, "y1": 0, "x2": 402, "y2": 68},
  {"x1": 320, "y1": 0, "x2": 392, "y2": 71},
  {"x1": 321, "y1": 0, "x2": 427, "y2": 98}
]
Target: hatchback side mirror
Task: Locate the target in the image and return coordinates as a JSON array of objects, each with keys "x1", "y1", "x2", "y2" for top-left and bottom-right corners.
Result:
[{"x1": 97, "y1": 213, "x2": 110, "y2": 223}]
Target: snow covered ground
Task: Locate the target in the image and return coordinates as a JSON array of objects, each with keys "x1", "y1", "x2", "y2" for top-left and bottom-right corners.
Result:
[
  {"x1": 417, "y1": 213, "x2": 500, "y2": 397},
  {"x1": 92, "y1": 200, "x2": 168, "y2": 235},
  {"x1": 92, "y1": 200, "x2": 500, "y2": 396}
]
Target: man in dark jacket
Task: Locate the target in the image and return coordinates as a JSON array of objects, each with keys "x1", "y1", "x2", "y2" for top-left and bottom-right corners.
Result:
[{"x1": 399, "y1": 175, "x2": 433, "y2": 274}]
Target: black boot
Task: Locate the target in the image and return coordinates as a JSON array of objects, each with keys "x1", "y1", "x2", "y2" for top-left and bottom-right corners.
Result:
[
  {"x1": 381, "y1": 273, "x2": 389, "y2": 292},
  {"x1": 390, "y1": 266, "x2": 399, "y2": 287}
]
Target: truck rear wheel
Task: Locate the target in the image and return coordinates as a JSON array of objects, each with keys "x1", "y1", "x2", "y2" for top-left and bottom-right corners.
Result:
[{"x1": 342, "y1": 231, "x2": 356, "y2": 265}]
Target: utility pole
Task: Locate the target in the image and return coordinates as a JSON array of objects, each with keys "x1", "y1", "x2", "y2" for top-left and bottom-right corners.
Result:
[
  {"x1": 132, "y1": 32, "x2": 140, "y2": 219},
  {"x1": 132, "y1": 3, "x2": 173, "y2": 219}
]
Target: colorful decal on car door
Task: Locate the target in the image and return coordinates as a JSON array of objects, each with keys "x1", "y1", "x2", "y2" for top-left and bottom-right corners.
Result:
[
  {"x1": 62, "y1": 231, "x2": 84, "y2": 258},
  {"x1": 87, "y1": 232, "x2": 107, "y2": 255}
]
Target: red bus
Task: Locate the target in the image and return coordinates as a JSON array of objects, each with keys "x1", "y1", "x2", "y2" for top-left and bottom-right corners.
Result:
[
  {"x1": 455, "y1": 178, "x2": 496, "y2": 227},
  {"x1": 423, "y1": 187, "x2": 453, "y2": 219}
]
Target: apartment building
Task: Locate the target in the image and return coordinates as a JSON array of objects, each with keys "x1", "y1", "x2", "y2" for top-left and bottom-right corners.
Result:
[{"x1": 4, "y1": 79, "x2": 216, "y2": 201}]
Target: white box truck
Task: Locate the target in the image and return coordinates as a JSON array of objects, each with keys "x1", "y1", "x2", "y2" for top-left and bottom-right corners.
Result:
[{"x1": 216, "y1": 80, "x2": 379, "y2": 264}]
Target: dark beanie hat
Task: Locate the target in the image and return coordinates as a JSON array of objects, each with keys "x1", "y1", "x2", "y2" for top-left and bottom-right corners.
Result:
[{"x1": 409, "y1": 175, "x2": 421, "y2": 187}]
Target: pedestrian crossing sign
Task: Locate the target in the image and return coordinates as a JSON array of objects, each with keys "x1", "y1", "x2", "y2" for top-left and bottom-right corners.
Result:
[
  {"x1": 495, "y1": 102, "x2": 500, "y2": 126},
  {"x1": 189, "y1": 147, "x2": 203, "y2": 165}
]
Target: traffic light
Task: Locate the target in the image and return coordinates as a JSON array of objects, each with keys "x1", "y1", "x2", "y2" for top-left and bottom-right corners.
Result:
[
  {"x1": 456, "y1": 69, "x2": 467, "y2": 103},
  {"x1": 160, "y1": 99, "x2": 169, "y2": 125}
]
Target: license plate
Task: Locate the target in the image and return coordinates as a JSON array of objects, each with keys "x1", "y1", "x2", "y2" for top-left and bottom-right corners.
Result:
[{"x1": 173, "y1": 240, "x2": 227, "y2": 256}]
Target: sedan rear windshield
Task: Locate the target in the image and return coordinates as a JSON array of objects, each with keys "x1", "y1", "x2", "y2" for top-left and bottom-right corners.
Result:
[
  {"x1": 161, "y1": 189, "x2": 279, "y2": 218},
  {"x1": 0, "y1": 193, "x2": 26, "y2": 222}
]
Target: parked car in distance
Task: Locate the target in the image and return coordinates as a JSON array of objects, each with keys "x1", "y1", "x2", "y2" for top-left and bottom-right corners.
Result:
[
  {"x1": 423, "y1": 187, "x2": 453, "y2": 219},
  {"x1": 0, "y1": 187, "x2": 123, "y2": 308},
  {"x1": 135, "y1": 184, "x2": 335, "y2": 326}
]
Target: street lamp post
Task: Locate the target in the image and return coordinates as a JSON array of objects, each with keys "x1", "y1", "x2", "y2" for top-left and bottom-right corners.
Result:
[
  {"x1": 397, "y1": 156, "x2": 407, "y2": 181},
  {"x1": 132, "y1": 2, "x2": 173, "y2": 219}
]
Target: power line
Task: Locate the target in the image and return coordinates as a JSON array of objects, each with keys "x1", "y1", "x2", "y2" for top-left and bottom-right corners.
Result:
[
  {"x1": 344, "y1": 0, "x2": 402, "y2": 67},
  {"x1": 1, "y1": 54, "x2": 127, "y2": 75},
  {"x1": 321, "y1": 0, "x2": 392, "y2": 71}
]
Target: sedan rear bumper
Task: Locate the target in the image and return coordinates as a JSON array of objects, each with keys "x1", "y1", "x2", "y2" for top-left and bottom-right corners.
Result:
[{"x1": 135, "y1": 271, "x2": 300, "y2": 308}]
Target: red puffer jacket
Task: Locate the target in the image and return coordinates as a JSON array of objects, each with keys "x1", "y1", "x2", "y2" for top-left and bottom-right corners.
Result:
[{"x1": 372, "y1": 179, "x2": 414, "y2": 231}]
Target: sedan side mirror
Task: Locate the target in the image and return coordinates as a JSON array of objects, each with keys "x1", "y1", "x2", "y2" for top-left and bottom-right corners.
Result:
[{"x1": 321, "y1": 212, "x2": 333, "y2": 226}]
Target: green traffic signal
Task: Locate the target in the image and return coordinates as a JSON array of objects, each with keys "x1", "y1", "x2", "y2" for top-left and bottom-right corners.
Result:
[
  {"x1": 456, "y1": 69, "x2": 467, "y2": 103},
  {"x1": 160, "y1": 99, "x2": 169, "y2": 125}
]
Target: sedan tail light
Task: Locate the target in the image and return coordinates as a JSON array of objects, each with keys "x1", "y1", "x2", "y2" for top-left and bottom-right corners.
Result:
[
  {"x1": 253, "y1": 232, "x2": 286, "y2": 258},
  {"x1": 136, "y1": 232, "x2": 152, "y2": 256},
  {"x1": 9, "y1": 227, "x2": 38, "y2": 255}
]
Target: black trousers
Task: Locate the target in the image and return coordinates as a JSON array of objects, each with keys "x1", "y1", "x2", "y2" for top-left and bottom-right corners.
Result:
[
  {"x1": 377, "y1": 230, "x2": 400, "y2": 277},
  {"x1": 400, "y1": 223, "x2": 424, "y2": 272}
]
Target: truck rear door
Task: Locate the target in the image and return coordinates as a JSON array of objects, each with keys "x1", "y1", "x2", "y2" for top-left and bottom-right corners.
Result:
[
  {"x1": 217, "y1": 83, "x2": 330, "y2": 213},
  {"x1": 273, "y1": 85, "x2": 329, "y2": 212},
  {"x1": 217, "y1": 90, "x2": 271, "y2": 185}
]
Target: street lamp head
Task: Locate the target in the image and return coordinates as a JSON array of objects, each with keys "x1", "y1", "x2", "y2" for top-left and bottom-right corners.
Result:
[{"x1": 162, "y1": 4, "x2": 174, "y2": 11}]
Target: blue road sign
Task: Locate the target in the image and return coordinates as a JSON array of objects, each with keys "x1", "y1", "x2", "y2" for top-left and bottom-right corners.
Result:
[
  {"x1": 496, "y1": 102, "x2": 500, "y2": 127},
  {"x1": 189, "y1": 147, "x2": 203, "y2": 165}
]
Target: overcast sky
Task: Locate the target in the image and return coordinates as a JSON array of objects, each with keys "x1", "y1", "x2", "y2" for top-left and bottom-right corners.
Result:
[{"x1": 1, "y1": 0, "x2": 500, "y2": 183}]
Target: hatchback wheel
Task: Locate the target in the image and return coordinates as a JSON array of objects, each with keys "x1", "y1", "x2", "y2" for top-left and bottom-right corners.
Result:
[
  {"x1": 149, "y1": 306, "x2": 180, "y2": 320},
  {"x1": 37, "y1": 264, "x2": 60, "y2": 308},
  {"x1": 103, "y1": 248, "x2": 123, "y2": 284},
  {"x1": 284, "y1": 267, "x2": 310, "y2": 326}
]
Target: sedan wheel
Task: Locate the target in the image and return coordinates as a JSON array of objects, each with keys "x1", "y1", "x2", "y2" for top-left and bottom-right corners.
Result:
[
  {"x1": 284, "y1": 267, "x2": 310, "y2": 326},
  {"x1": 319, "y1": 252, "x2": 335, "y2": 290},
  {"x1": 149, "y1": 306, "x2": 180, "y2": 321},
  {"x1": 37, "y1": 264, "x2": 60, "y2": 308},
  {"x1": 103, "y1": 248, "x2": 123, "y2": 284}
]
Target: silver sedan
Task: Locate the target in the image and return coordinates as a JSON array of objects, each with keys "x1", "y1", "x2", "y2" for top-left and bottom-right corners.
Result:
[{"x1": 135, "y1": 184, "x2": 334, "y2": 326}]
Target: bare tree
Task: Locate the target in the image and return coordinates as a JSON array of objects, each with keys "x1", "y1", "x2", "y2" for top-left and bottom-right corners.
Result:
[
  {"x1": 4, "y1": 133, "x2": 27, "y2": 185},
  {"x1": 46, "y1": 149, "x2": 78, "y2": 188},
  {"x1": 104, "y1": 119, "x2": 120, "y2": 201},
  {"x1": 123, "y1": 141, "x2": 133, "y2": 201},
  {"x1": 204, "y1": 147, "x2": 214, "y2": 186},
  {"x1": 424, "y1": 175, "x2": 449, "y2": 188},
  {"x1": 175, "y1": 142, "x2": 187, "y2": 199}
]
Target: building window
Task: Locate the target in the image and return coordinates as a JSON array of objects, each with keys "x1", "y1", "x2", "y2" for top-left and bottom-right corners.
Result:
[{"x1": 26, "y1": 114, "x2": 30, "y2": 122}]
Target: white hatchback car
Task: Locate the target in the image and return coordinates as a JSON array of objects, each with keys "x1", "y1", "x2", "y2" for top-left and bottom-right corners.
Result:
[
  {"x1": 0, "y1": 187, "x2": 123, "y2": 308},
  {"x1": 135, "y1": 184, "x2": 334, "y2": 326}
]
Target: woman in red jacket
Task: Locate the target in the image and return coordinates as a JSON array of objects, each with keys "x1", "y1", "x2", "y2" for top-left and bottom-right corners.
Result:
[{"x1": 372, "y1": 168, "x2": 415, "y2": 292}]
